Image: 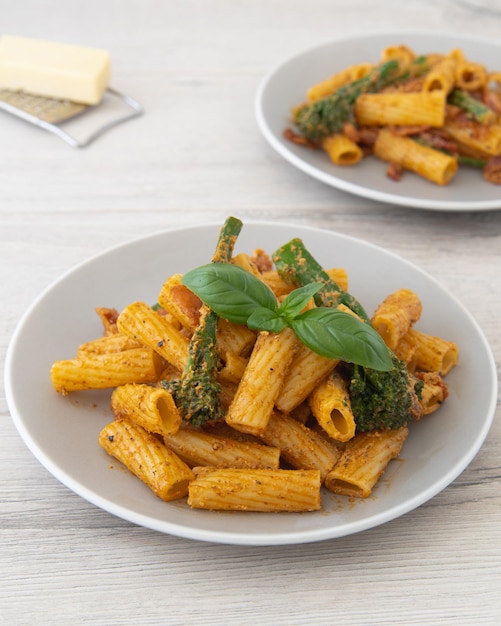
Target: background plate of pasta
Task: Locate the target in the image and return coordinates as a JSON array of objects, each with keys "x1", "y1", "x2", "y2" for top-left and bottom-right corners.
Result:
[
  {"x1": 5, "y1": 221, "x2": 497, "y2": 545},
  {"x1": 255, "y1": 31, "x2": 501, "y2": 211}
]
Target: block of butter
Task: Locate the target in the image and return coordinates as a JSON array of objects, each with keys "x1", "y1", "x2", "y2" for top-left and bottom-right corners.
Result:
[{"x1": 0, "y1": 35, "x2": 110, "y2": 105}]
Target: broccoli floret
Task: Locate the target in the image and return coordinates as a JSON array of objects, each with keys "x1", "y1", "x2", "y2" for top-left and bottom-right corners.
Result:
[{"x1": 349, "y1": 353, "x2": 423, "y2": 432}]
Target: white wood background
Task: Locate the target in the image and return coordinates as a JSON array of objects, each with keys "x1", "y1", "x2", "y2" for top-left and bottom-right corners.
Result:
[{"x1": 1, "y1": 1, "x2": 500, "y2": 624}]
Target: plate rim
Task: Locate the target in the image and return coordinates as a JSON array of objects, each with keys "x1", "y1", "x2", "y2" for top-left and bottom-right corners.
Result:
[
  {"x1": 4, "y1": 220, "x2": 499, "y2": 545},
  {"x1": 255, "y1": 29, "x2": 501, "y2": 212}
]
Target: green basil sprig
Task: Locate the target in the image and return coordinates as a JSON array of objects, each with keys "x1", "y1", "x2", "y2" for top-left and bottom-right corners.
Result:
[{"x1": 182, "y1": 263, "x2": 393, "y2": 371}]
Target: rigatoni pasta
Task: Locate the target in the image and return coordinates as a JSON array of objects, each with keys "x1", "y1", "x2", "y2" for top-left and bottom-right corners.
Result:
[
  {"x1": 308, "y1": 370, "x2": 356, "y2": 443},
  {"x1": 50, "y1": 347, "x2": 162, "y2": 394},
  {"x1": 285, "y1": 43, "x2": 501, "y2": 186},
  {"x1": 324, "y1": 426, "x2": 408, "y2": 498},
  {"x1": 225, "y1": 327, "x2": 299, "y2": 435},
  {"x1": 188, "y1": 467, "x2": 322, "y2": 512},
  {"x1": 371, "y1": 288, "x2": 423, "y2": 351},
  {"x1": 50, "y1": 218, "x2": 459, "y2": 512},
  {"x1": 373, "y1": 128, "x2": 458, "y2": 185},
  {"x1": 321, "y1": 133, "x2": 364, "y2": 165},
  {"x1": 259, "y1": 411, "x2": 343, "y2": 482},
  {"x1": 111, "y1": 383, "x2": 182, "y2": 437},
  {"x1": 99, "y1": 419, "x2": 194, "y2": 502},
  {"x1": 117, "y1": 301, "x2": 190, "y2": 371},
  {"x1": 355, "y1": 91, "x2": 446, "y2": 127},
  {"x1": 402, "y1": 328, "x2": 459, "y2": 376},
  {"x1": 165, "y1": 428, "x2": 281, "y2": 470}
]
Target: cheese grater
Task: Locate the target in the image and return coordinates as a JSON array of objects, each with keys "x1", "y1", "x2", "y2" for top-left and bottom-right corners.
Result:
[{"x1": 0, "y1": 87, "x2": 143, "y2": 147}]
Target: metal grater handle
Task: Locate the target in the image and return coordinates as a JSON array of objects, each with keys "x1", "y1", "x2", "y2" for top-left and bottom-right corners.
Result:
[{"x1": 0, "y1": 87, "x2": 143, "y2": 148}]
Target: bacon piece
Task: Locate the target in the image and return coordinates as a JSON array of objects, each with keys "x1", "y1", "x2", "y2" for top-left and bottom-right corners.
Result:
[
  {"x1": 170, "y1": 284, "x2": 203, "y2": 328},
  {"x1": 95, "y1": 307, "x2": 120, "y2": 335},
  {"x1": 343, "y1": 122, "x2": 378, "y2": 146},
  {"x1": 251, "y1": 248, "x2": 273, "y2": 273},
  {"x1": 445, "y1": 104, "x2": 463, "y2": 121},
  {"x1": 418, "y1": 130, "x2": 459, "y2": 153},
  {"x1": 283, "y1": 127, "x2": 318, "y2": 149},
  {"x1": 386, "y1": 162, "x2": 404, "y2": 182},
  {"x1": 380, "y1": 77, "x2": 424, "y2": 94},
  {"x1": 342, "y1": 122, "x2": 359, "y2": 142},
  {"x1": 390, "y1": 125, "x2": 430, "y2": 137},
  {"x1": 483, "y1": 155, "x2": 501, "y2": 185}
]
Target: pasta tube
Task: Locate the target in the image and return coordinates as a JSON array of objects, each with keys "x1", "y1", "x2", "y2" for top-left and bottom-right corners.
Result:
[
  {"x1": 77, "y1": 333, "x2": 142, "y2": 357},
  {"x1": 260, "y1": 268, "x2": 348, "y2": 298},
  {"x1": 99, "y1": 419, "x2": 194, "y2": 502},
  {"x1": 157, "y1": 273, "x2": 202, "y2": 332},
  {"x1": 165, "y1": 428, "x2": 280, "y2": 469},
  {"x1": 275, "y1": 303, "x2": 357, "y2": 413},
  {"x1": 111, "y1": 383, "x2": 182, "y2": 437},
  {"x1": 443, "y1": 118, "x2": 501, "y2": 157},
  {"x1": 321, "y1": 134, "x2": 363, "y2": 166},
  {"x1": 225, "y1": 328, "x2": 298, "y2": 435},
  {"x1": 50, "y1": 348, "x2": 161, "y2": 394},
  {"x1": 373, "y1": 128, "x2": 458, "y2": 185},
  {"x1": 216, "y1": 317, "x2": 257, "y2": 358},
  {"x1": 217, "y1": 352, "x2": 248, "y2": 384},
  {"x1": 380, "y1": 44, "x2": 415, "y2": 64},
  {"x1": 325, "y1": 426, "x2": 408, "y2": 498},
  {"x1": 325, "y1": 268, "x2": 349, "y2": 292},
  {"x1": 371, "y1": 289, "x2": 422, "y2": 350},
  {"x1": 259, "y1": 411, "x2": 342, "y2": 481},
  {"x1": 355, "y1": 91, "x2": 446, "y2": 127},
  {"x1": 404, "y1": 328, "x2": 459, "y2": 376},
  {"x1": 306, "y1": 63, "x2": 373, "y2": 102},
  {"x1": 393, "y1": 333, "x2": 418, "y2": 373},
  {"x1": 117, "y1": 301, "x2": 190, "y2": 371},
  {"x1": 455, "y1": 61, "x2": 488, "y2": 91},
  {"x1": 188, "y1": 467, "x2": 321, "y2": 512},
  {"x1": 448, "y1": 48, "x2": 465, "y2": 63},
  {"x1": 422, "y1": 57, "x2": 457, "y2": 93},
  {"x1": 275, "y1": 343, "x2": 339, "y2": 413},
  {"x1": 231, "y1": 252, "x2": 262, "y2": 277},
  {"x1": 308, "y1": 370, "x2": 356, "y2": 442}
]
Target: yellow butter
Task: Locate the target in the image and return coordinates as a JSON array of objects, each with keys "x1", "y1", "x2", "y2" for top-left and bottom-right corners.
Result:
[{"x1": 0, "y1": 35, "x2": 110, "y2": 105}]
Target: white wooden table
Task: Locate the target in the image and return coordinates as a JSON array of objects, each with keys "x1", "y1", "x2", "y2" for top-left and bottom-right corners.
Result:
[{"x1": 1, "y1": 2, "x2": 500, "y2": 624}]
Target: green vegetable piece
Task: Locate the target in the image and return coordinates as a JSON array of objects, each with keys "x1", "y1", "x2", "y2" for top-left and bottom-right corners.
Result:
[
  {"x1": 448, "y1": 89, "x2": 496, "y2": 124},
  {"x1": 163, "y1": 216, "x2": 243, "y2": 426},
  {"x1": 293, "y1": 60, "x2": 400, "y2": 141},
  {"x1": 349, "y1": 353, "x2": 423, "y2": 432},
  {"x1": 458, "y1": 154, "x2": 487, "y2": 168},
  {"x1": 413, "y1": 136, "x2": 486, "y2": 168},
  {"x1": 165, "y1": 308, "x2": 223, "y2": 427},
  {"x1": 272, "y1": 238, "x2": 370, "y2": 322}
]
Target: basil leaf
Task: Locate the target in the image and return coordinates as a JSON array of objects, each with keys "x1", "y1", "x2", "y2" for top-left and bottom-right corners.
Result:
[
  {"x1": 182, "y1": 263, "x2": 277, "y2": 325},
  {"x1": 291, "y1": 308, "x2": 393, "y2": 371},
  {"x1": 247, "y1": 308, "x2": 287, "y2": 333},
  {"x1": 183, "y1": 262, "x2": 392, "y2": 371},
  {"x1": 278, "y1": 282, "x2": 322, "y2": 320}
]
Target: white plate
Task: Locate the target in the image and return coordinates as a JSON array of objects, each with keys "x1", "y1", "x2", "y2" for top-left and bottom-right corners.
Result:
[
  {"x1": 255, "y1": 30, "x2": 501, "y2": 211},
  {"x1": 5, "y1": 222, "x2": 497, "y2": 545}
]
